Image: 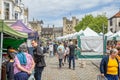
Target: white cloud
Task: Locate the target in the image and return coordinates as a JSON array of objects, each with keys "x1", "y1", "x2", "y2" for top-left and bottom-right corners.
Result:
[{"x1": 23, "y1": 0, "x2": 120, "y2": 26}]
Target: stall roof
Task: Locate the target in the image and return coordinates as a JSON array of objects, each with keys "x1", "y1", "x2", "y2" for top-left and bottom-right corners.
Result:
[
  {"x1": 11, "y1": 20, "x2": 32, "y2": 33},
  {"x1": 83, "y1": 27, "x2": 99, "y2": 36},
  {"x1": 0, "y1": 20, "x2": 28, "y2": 38}
]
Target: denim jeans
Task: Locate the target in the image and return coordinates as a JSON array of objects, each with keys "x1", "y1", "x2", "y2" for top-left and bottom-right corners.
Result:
[
  {"x1": 34, "y1": 66, "x2": 44, "y2": 80},
  {"x1": 59, "y1": 59, "x2": 63, "y2": 68},
  {"x1": 49, "y1": 51, "x2": 53, "y2": 57},
  {"x1": 105, "y1": 74, "x2": 118, "y2": 80},
  {"x1": 14, "y1": 72, "x2": 29, "y2": 80},
  {"x1": 69, "y1": 56, "x2": 75, "y2": 69}
]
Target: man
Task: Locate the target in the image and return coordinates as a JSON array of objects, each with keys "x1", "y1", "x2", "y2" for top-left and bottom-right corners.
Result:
[
  {"x1": 31, "y1": 40, "x2": 46, "y2": 80},
  {"x1": 68, "y1": 41, "x2": 77, "y2": 70}
]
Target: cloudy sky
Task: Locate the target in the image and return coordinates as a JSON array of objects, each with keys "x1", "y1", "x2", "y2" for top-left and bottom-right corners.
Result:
[{"x1": 23, "y1": 0, "x2": 120, "y2": 27}]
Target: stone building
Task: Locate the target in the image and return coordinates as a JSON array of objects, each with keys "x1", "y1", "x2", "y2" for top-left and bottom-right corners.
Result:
[
  {"x1": 28, "y1": 20, "x2": 43, "y2": 38},
  {"x1": 41, "y1": 27, "x2": 53, "y2": 40},
  {"x1": 53, "y1": 27, "x2": 63, "y2": 38},
  {"x1": 63, "y1": 16, "x2": 79, "y2": 35},
  {"x1": 108, "y1": 11, "x2": 120, "y2": 33},
  {"x1": 41, "y1": 25, "x2": 63, "y2": 40},
  {"x1": 0, "y1": 0, "x2": 28, "y2": 25}
]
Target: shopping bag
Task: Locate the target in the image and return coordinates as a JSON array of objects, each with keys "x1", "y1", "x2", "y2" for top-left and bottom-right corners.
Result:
[
  {"x1": 28, "y1": 74, "x2": 35, "y2": 80},
  {"x1": 97, "y1": 75, "x2": 108, "y2": 80},
  {"x1": 28, "y1": 70, "x2": 35, "y2": 80}
]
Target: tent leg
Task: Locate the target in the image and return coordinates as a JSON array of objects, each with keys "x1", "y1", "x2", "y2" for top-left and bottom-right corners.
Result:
[{"x1": 0, "y1": 32, "x2": 3, "y2": 80}]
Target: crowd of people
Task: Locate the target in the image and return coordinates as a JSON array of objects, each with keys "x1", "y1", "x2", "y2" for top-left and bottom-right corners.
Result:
[
  {"x1": 4, "y1": 39, "x2": 80, "y2": 80},
  {"x1": 6, "y1": 39, "x2": 120, "y2": 80},
  {"x1": 5, "y1": 39, "x2": 46, "y2": 80},
  {"x1": 56, "y1": 41, "x2": 79, "y2": 70},
  {"x1": 48, "y1": 40, "x2": 80, "y2": 70}
]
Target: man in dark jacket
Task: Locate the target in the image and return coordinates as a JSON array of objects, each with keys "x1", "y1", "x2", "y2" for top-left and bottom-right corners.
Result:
[
  {"x1": 31, "y1": 40, "x2": 46, "y2": 80},
  {"x1": 68, "y1": 41, "x2": 77, "y2": 70}
]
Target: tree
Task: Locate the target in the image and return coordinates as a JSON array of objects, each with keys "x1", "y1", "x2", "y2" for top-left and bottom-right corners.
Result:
[{"x1": 75, "y1": 14, "x2": 108, "y2": 33}]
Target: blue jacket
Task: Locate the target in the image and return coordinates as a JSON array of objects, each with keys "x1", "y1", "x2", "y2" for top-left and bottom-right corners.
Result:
[{"x1": 100, "y1": 55, "x2": 119, "y2": 76}]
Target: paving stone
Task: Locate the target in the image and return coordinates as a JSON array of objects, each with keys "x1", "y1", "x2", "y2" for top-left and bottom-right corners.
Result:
[{"x1": 42, "y1": 56, "x2": 100, "y2": 80}]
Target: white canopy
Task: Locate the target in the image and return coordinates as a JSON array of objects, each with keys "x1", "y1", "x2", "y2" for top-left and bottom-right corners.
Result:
[
  {"x1": 109, "y1": 31, "x2": 120, "y2": 38},
  {"x1": 105, "y1": 31, "x2": 113, "y2": 36},
  {"x1": 83, "y1": 27, "x2": 99, "y2": 36}
]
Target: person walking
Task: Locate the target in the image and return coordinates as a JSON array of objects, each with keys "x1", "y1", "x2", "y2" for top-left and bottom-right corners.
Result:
[
  {"x1": 57, "y1": 42, "x2": 65, "y2": 69},
  {"x1": 64, "y1": 44, "x2": 69, "y2": 64},
  {"x1": 49, "y1": 42, "x2": 54, "y2": 57},
  {"x1": 68, "y1": 41, "x2": 78, "y2": 70},
  {"x1": 31, "y1": 40, "x2": 46, "y2": 80},
  {"x1": 100, "y1": 48, "x2": 119, "y2": 80}
]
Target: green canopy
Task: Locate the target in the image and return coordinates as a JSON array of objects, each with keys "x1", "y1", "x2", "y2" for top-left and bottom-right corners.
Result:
[
  {"x1": 0, "y1": 20, "x2": 28, "y2": 49},
  {"x1": 3, "y1": 38, "x2": 26, "y2": 49},
  {"x1": 0, "y1": 20, "x2": 28, "y2": 79}
]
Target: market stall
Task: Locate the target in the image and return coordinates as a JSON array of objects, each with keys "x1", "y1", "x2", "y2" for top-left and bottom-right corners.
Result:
[{"x1": 0, "y1": 20, "x2": 28, "y2": 80}]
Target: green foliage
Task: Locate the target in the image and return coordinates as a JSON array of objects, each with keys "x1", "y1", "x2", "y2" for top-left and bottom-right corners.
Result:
[{"x1": 75, "y1": 14, "x2": 108, "y2": 33}]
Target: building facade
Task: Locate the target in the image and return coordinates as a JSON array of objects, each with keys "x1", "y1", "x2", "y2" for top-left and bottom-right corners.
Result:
[
  {"x1": 53, "y1": 27, "x2": 63, "y2": 38},
  {"x1": 41, "y1": 27, "x2": 53, "y2": 40},
  {"x1": 0, "y1": 0, "x2": 28, "y2": 25},
  {"x1": 28, "y1": 20, "x2": 42, "y2": 38},
  {"x1": 41, "y1": 25, "x2": 63, "y2": 40},
  {"x1": 108, "y1": 11, "x2": 120, "y2": 33},
  {"x1": 63, "y1": 16, "x2": 79, "y2": 35}
]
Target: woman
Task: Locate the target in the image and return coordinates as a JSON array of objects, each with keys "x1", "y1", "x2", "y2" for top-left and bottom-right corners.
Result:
[
  {"x1": 100, "y1": 48, "x2": 119, "y2": 80},
  {"x1": 57, "y1": 42, "x2": 65, "y2": 69},
  {"x1": 14, "y1": 43, "x2": 35, "y2": 80}
]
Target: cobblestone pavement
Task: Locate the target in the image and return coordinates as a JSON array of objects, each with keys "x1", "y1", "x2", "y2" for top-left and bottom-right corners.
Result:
[{"x1": 41, "y1": 55, "x2": 100, "y2": 80}]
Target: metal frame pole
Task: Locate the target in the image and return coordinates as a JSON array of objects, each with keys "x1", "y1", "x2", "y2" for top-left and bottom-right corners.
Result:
[
  {"x1": 0, "y1": 20, "x2": 3, "y2": 80},
  {"x1": 0, "y1": 32, "x2": 3, "y2": 80},
  {"x1": 103, "y1": 24, "x2": 105, "y2": 55}
]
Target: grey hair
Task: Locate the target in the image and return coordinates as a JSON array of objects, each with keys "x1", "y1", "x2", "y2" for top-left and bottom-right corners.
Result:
[
  {"x1": 110, "y1": 48, "x2": 118, "y2": 55},
  {"x1": 18, "y1": 43, "x2": 28, "y2": 52}
]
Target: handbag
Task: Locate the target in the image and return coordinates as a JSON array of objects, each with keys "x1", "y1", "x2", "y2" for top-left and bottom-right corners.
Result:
[{"x1": 97, "y1": 75, "x2": 108, "y2": 80}]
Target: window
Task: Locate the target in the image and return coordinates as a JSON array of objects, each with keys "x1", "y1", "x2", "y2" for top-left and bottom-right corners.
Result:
[
  {"x1": 15, "y1": 13, "x2": 18, "y2": 20},
  {"x1": 4, "y1": 2, "x2": 10, "y2": 20},
  {"x1": 15, "y1": 0, "x2": 18, "y2": 4},
  {"x1": 110, "y1": 28, "x2": 113, "y2": 32},
  {"x1": 110, "y1": 19, "x2": 112, "y2": 26}
]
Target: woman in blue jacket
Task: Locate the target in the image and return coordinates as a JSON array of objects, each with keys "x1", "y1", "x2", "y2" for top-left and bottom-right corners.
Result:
[{"x1": 100, "y1": 48, "x2": 119, "y2": 80}]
